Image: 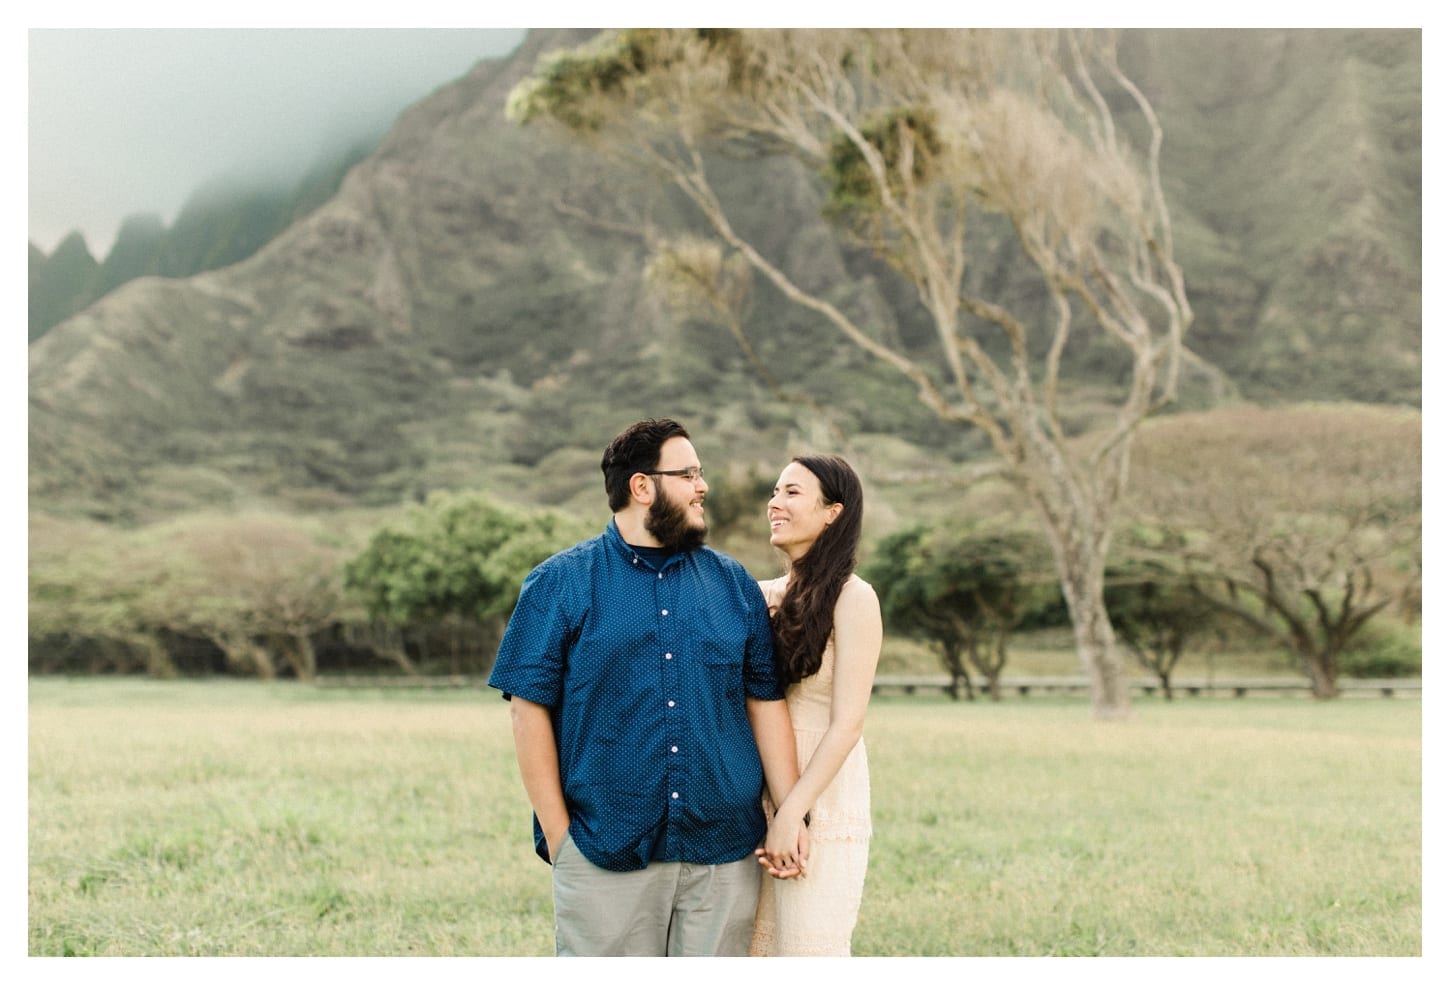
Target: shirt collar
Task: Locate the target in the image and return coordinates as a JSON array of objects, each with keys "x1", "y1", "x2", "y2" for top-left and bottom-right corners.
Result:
[{"x1": 606, "y1": 516, "x2": 691, "y2": 572}]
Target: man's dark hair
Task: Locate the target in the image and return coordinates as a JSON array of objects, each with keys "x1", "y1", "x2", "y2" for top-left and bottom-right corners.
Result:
[{"x1": 601, "y1": 418, "x2": 691, "y2": 512}]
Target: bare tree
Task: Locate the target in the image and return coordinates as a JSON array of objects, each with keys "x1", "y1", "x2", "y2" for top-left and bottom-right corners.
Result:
[
  {"x1": 164, "y1": 514, "x2": 348, "y2": 682},
  {"x1": 1127, "y1": 405, "x2": 1422, "y2": 698},
  {"x1": 509, "y1": 29, "x2": 1192, "y2": 718},
  {"x1": 28, "y1": 514, "x2": 180, "y2": 677}
]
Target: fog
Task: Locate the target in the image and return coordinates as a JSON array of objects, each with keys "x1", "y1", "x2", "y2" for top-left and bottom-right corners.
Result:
[
  {"x1": 28, "y1": 28, "x2": 527, "y2": 256},
  {"x1": 25, "y1": 13, "x2": 1404, "y2": 259}
]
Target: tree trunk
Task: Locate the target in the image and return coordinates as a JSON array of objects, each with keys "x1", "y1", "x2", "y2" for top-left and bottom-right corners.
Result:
[
  {"x1": 940, "y1": 641, "x2": 974, "y2": 701},
  {"x1": 1155, "y1": 639, "x2": 1183, "y2": 700},
  {"x1": 1062, "y1": 581, "x2": 1132, "y2": 720},
  {"x1": 1039, "y1": 500, "x2": 1133, "y2": 720},
  {"x1": 216, "y1": 634, "x2": 275, "y2": 679},
  {"x1": 970, "y1": 634, "x2": 1009, "y2": 702},
  {"x1": 134, "y1": 635, "x2": 177, "y2": 679},
  {"x1": 288, "y1": 634, "x2": 318, "y2": 682},
  {"x1": 985, "y1": 671, "x2": 1003, "y2": 702},
  {"x1": 378, "y1": 644, "x2": 421, "y2": 676},
  {"x1": 344, "y1": 623, "x2": 421, "y2": 675},
  {"x1": 954, "y1": 671, "x2": 976, "y2": 701},
  {"x1": 1305, "y1": 653, "x2": 1340, "y2": 699}
]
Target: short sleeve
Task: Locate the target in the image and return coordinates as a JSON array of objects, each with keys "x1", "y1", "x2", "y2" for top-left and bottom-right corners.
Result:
[
  {"x1": 739, "y1": 569, "x2": 784, "y2": 701},
  {"x1": 487, "y1": 560, "x2": 576, "y2": 708}
]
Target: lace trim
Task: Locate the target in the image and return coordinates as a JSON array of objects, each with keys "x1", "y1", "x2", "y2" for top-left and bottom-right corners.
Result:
[
  {"x1": 764, "y1": 804, "x2": 872, "y2": 841},
  {"x1": 803, "y1": 825, "x2": 871, "y2": 843},
  {"x1": 749, "y1": 928, "x2": 853, "y2": 957}
]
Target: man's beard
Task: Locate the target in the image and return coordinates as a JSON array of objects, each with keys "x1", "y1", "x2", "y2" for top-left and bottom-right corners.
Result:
[{"x1": 645, "y1": 486, "x2": 707, "y2": 552}]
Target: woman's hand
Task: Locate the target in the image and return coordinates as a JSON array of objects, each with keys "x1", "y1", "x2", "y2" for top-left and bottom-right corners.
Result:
[{"x1": 755, "y1": 811, "x2": 811, "y2": 879}]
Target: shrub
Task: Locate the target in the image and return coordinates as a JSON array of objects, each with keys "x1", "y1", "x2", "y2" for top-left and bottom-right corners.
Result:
[{"x1": 1339, "y1": 618, "x2": 1421, "y2": 678}]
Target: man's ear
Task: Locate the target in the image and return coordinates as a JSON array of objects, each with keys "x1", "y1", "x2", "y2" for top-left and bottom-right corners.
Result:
[{"x1": 631, "y1": 472, "x2": 656, "y2": 506}]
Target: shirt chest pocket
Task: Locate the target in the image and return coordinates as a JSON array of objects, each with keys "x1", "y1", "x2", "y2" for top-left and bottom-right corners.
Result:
[
  {"x1": 698, "y1": 653, "x2": 739, "y2": 704},
  {"x1": 699, "y1": 625, "x2": 749, "y2": 704}
]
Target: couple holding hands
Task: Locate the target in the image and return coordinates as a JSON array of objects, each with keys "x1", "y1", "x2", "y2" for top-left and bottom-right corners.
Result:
[{"x1": 490, "y1": 417, "x2": 880, "y2": 956}]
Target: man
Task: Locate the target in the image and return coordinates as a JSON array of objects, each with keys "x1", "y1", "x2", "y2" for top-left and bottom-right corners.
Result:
[{"x1": 488, "y1": 418, "x2": 801, "y2": 956}]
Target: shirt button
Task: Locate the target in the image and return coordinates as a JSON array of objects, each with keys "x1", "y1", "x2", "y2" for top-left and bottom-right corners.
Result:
[
  {"x1": 671, "y1": 745, "x2": 678, "y2": 753},
  {"x1": 661, "y1": 609, "x2": 669, "y2": 616},
  {"x1": 668, "y1": 700, "x2": 676, "y2": 708},
  {"x1": 672, "y1": 792, "x2": 680, "y2": 799},
  {"x1": 665, "y1": 653, "x2": 673, "y2": 660},
  {"x1": 658, "y1": 572, "x2": 663, "y2": 580}
]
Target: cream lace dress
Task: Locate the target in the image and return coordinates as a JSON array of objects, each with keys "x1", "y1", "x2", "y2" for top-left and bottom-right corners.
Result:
[{"x1": 750, "y1": 575, "x2": 873, "y2": 957}]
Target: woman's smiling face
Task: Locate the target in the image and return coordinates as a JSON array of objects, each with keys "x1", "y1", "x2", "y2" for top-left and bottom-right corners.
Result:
[{"x1": 768, "y1": 461, "x2": 842, "y2": 562}]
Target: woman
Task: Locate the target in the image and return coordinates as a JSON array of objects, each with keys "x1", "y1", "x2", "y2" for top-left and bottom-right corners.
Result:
[{"x1": 750, "y1": 454, "x2": 882, "y2": 956}]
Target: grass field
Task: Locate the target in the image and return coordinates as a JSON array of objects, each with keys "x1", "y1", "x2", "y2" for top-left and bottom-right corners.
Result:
[{"x1": 27, "y1": 677, "x2": 1422, "y2": 958}]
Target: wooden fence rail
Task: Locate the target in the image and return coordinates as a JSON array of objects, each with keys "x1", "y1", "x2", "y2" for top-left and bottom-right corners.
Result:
[
  {"x1": 870, "y1": 674, "x2": 1422, "y2": 699},
  {"x1": 313, "y1": 673, "x2": 1420, "y2": 699}
]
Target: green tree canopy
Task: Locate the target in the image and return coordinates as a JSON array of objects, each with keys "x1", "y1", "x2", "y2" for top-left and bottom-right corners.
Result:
[
  {"x1": 864, "y1": 522, "x2": 1057, "y2": 699},
  {"x1": 343, "y1": 491, "x2": 588, "y2": 630},
  {"x1": 1102, "y1": 554, "x2": 1225, "y2": 698}
]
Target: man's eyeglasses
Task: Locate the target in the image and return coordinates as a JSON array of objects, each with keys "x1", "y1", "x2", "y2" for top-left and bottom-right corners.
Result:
[{"x1": 647, "y1": 467, "x2": 705, "y2": 482}]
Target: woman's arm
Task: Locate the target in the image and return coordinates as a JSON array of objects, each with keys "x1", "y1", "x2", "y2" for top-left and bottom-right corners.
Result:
[
  {"x1": 747, "y1": 696, "x2": 808, "y2": 878},
  {"x1": 761, "y1": 577, "x2": 882, "y2": 864},
  {"x1": 746, "y1": 696, "x2": 800, "y2": 812}
]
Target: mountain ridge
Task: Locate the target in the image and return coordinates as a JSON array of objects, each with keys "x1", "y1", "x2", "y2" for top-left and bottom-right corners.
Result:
[{"x1": 28, "y1": 28, "x2": 1421, "y2": 525}]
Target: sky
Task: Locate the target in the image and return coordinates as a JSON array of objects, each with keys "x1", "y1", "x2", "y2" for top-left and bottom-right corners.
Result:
[
  {"x1": 22, "y1": 7, "x2": 1441, "y2": 259},
  {"x1": 27, "y1": 27, "x2": 528, "y2": 256}
]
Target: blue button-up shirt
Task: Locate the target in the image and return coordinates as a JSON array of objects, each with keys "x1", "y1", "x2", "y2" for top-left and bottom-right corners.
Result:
[{"x1": 488, "y1": 519, "x2": 784, "y2": 872}]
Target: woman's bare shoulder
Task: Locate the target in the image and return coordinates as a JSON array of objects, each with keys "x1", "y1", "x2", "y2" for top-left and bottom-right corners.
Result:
[
  {"x1": 838, "y1": 573, "x2": 880, "y2": 609},
  {"x1": 757, "y1": 575, "x2": 787, "y2": 604}
]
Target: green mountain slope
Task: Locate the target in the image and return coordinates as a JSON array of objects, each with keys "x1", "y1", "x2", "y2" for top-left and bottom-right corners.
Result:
[
  {"x1": 28, "y1": 28, "x2": 1421, "y2": 526},
  {"x1": 29, "y1": 234, "x2": 100, "y2": 341},
  {"x1": 28, "y1": 140, "x2": 379, "y2": 341},
  {"x1": 1122, "y1": 29, "x2": 1420, "y2": 402}
]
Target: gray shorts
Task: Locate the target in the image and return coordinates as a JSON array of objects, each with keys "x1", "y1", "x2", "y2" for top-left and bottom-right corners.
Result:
[{"x1": 551, "y1": 832, "x2": 760, "y2": 956}]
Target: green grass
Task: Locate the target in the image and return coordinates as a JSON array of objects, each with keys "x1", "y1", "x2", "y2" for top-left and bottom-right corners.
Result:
[
  {"x1": 28, "y1": 677, "x2": 1421, "y2": 956},
  {"x1": 858, "y1": 696, "x2": 1421, "y2": 956}
]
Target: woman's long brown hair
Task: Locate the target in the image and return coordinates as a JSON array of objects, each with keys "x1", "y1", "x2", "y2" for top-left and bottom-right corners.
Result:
[{"x1": 771, "y1": 454, "x2": 864, "y2": 686}]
